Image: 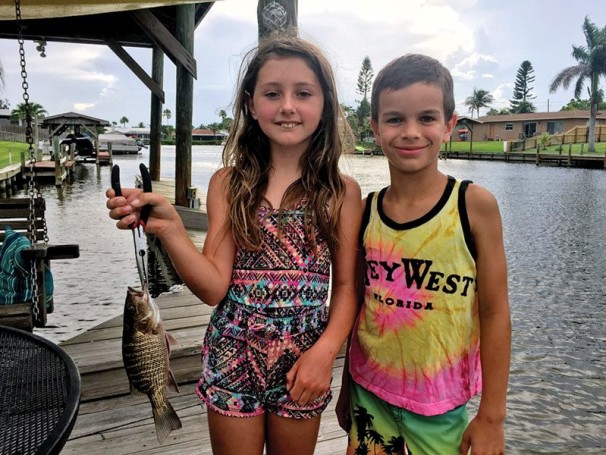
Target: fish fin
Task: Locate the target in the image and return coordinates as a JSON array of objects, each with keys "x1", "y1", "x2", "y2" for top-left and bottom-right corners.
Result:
[
  {"x1": 165, "y1": 331, "x2": 178, "y2": 346},
  {"x1": 167, "y1": 369, "x2": 180, "y2": 394},
  {"x1": 164, "y1": 331, "x2": 178, "y2": 356},
  {"x1": 129, "y1": 381, "x2": 146, "y2": 396},
  {"x1": 152, "y1": 401, "x2": 182, "y2": 444}
]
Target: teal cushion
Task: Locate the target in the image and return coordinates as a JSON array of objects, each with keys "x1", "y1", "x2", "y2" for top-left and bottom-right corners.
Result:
[{"x1": 0, "y1": 226, "x2": 53, "y2": 308}]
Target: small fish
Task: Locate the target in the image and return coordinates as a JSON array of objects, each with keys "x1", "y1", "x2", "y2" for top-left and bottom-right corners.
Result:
[{"x1": 122, "y1": 286, "x2": 182, "y2": 444}]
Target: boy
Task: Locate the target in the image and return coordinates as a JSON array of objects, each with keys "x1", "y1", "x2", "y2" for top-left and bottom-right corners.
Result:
[{"x1": 336, "y1": 54, "x2": 511, "y2": 454}]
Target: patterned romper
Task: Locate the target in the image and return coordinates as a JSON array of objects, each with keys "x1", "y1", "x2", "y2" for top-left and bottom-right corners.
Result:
[{"x1": 196, "y1": 200, "x2": 332, "y2": 419}]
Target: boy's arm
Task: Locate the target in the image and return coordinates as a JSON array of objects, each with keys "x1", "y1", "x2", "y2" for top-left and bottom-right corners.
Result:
[{"x1": 460, "y1": 184, "x2": 511, "y2": 455}]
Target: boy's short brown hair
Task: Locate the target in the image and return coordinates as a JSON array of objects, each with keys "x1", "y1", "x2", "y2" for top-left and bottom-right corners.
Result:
[{"x1": 371, "y1": 54, "x2": 455, "y2": 122}]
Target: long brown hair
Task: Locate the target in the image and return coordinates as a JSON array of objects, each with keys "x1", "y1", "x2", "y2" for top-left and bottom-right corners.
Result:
[{"x1": 222, "y1": 34, "x2": 353, "y2": 254}]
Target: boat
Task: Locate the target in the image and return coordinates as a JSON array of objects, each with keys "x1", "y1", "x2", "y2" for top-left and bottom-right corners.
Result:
[
  {"x1": 59, "y1": 134, "x2": 95, "y2": 158},
  {"x1": 98, "y1": 133, "x2": 142, "y2": 155}
]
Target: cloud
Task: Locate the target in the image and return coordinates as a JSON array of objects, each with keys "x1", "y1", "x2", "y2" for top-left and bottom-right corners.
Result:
[
  {"x1": 451, "y1": 52, "x2": 498, "y2": 81},
  {"x1": 73, "y1": 103, "x2": 95, "y2": 112},
  {"x1": 2, "y1": 0, "x2": 605, "y2": 124}
]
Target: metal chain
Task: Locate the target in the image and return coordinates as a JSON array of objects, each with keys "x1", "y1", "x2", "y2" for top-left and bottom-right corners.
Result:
[{"x1": 16, "y1": 0, "x2": 40, "y2": 319}]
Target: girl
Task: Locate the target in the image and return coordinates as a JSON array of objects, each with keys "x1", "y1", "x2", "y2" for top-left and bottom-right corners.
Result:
[{"x1": 107, "y1": 35, "x2": 363, "y2": 455}]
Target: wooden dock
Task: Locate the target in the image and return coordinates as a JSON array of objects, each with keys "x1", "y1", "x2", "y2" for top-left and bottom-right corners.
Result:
[
  {"x1": 443, "y1": 150, "x2": 606, "y2": 168},
  {"x1": 58, "y1": 287, "x2": 349, "y2": 454},
  {"x1": 0, "y1": 163, "x2": 22, "y2": 197},
  {"x1": 57, "y1": 183, "x2": 347, "y2": 453}
]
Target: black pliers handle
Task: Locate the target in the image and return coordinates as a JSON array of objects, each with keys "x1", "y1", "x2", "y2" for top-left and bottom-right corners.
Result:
[{"x1": 111, "y1": 163, "x2": 152, "y2": 229}]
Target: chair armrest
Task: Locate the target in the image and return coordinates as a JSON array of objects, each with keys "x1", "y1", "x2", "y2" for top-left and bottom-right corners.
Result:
[
  {"x1": 19, "y1": 244, "x2": 80, "y2": 261},
  {"x1": 46, "y1": 244, "x2": 80, "y2": 260},
  {"x1": 19, "y1": 244, "x2": 49, "y2": 260}
]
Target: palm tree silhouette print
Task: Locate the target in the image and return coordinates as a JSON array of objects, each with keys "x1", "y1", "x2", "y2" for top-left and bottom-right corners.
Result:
[{"x1": 352, "y1": 405, "x2": 411, "y2": 454}]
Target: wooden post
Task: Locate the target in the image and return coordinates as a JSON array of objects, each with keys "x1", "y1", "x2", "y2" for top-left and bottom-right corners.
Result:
[
  {"x1": 108, "y1": 142, "x2": 113, "y2": 166},
  {"x1": 258, "y1": 0, "x2": 298, "y2": 39},
  {"x1": 175, "y1": 4, "x2": 194, "y2": 207},
  {"x1": 55, "y1": 147, "x2": 62, "y2": 185},
  {"x1": 149, "y1": 46, "x2": 164, "y2": 181},
  {"x1": 94, "y1": 132, "x2": 100, "y2": 164},
  {"x1": 568, "y1": 145, "x2": 572, "y2": 167}
]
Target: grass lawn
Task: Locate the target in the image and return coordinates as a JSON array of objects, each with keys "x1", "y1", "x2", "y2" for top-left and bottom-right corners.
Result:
[
  {"x1": 446, "y1": 140, "x2": 606, "y2": 155},
  {"x1": 0, "y1": 141, "x2": 30, "y2": 168}
]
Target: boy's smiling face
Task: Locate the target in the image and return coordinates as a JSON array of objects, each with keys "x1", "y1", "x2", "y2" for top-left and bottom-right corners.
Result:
[{"x1": 371, "y1": 82, "x2": 456, "y2": 175}]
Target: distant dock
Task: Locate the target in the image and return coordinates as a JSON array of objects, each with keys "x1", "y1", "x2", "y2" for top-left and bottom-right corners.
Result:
[{"x1": 442, "y1": 150, "x2": 606, "y2": 168}]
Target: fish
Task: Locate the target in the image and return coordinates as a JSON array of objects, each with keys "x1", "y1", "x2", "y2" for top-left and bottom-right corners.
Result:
[{"x1": 122, "y1": 285, "x2": 182, "y2": 444}]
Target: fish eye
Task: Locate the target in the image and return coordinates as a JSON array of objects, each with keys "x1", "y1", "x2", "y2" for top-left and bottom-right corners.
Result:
[{"x1": 127, "y1": 305, "x2": 136, "y2": 314}]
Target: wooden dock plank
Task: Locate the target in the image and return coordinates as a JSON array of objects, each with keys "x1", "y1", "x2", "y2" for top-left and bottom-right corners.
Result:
[{"x1": 59, "y1": 284, "x2": 350, "y2": 453}]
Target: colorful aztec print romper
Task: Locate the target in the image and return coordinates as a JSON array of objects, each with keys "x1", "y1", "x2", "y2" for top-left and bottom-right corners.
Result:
[{"x1": 196, "y1": 199, "x2": 332, "y2": 419}]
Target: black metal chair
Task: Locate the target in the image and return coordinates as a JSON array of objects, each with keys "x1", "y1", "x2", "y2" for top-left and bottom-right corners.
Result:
[{"x1": 0, "y1": 325, "x2": 81, "y2": 454}]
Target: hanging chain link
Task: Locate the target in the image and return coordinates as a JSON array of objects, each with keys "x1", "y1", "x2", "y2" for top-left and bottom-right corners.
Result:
[{"x1": 16, "y1": 0, "x2": 41, "y2": 318}]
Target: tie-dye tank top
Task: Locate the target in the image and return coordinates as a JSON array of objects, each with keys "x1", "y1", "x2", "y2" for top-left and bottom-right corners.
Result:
[
  {"x1": 349, "y1": 176, "x2": 482, "y2": 416},
  {"x1": 225, "y1": 200, "x2": 331, "y2": 310}
]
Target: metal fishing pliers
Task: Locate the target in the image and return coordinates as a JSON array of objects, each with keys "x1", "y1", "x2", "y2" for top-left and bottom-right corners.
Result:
[{"x1": 111, "y1": 163, "x2": 152, "y2": 288}]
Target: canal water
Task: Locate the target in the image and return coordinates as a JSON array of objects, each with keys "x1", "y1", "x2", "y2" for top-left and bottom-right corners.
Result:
[{"x1": 18, "y1": 145, "x2": 606, "y2": 453}]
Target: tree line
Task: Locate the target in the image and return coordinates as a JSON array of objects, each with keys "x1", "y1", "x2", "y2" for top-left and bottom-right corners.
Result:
[{"x1": 1, "y1": 16, "x2": 604, "y2": 152}]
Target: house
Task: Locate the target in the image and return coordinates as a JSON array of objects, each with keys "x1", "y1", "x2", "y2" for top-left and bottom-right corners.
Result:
[
  {"x1": 114, "y1": 127, "x2": 151, "y2": 144},
  {"x1": 472, "y1": 110, "x2": 606, "y2": 142},
  {"x1": 0, "y1": 109, "x2": 10, "y2": 126},
  {"x1": 454, "y1": 115, "x2": 483, "y2": 142},
  {"x1": 191, "y1": 128, "x2": 227, "y2": 142}
]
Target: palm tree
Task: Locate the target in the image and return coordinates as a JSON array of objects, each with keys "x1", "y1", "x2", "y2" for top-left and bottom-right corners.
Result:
[
  {"x1": 11, "y1": 102, "x2": 48, "y2": 126},
  {"x1": 383, "y1": 436, "x2": 406, "y2": 454},
  {"x1": 464, "y1": 88, "x2": 494, "y2": 119},
  {"x1": 119, "y1": 116, "x2": 129, "y2": 127},
  {"x1": 550, "y1": 16, "x2": 606, "y2": 153},
  {"x1": 162, "y1": 108, "x2": 171, "y2": 125}
]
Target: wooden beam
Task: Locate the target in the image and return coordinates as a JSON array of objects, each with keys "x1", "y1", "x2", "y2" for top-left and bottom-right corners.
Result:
[
  {"x1": 131, "y1": 9, "x2": 197, "y2": 79},
  {"x1": 174, "y1": 4, "x2": 194, "y2": 207},
  {"x1": 149, "y1": 46, "x2": 164, "y2": 181},
  {"x1": 106, "y1": 38, "x2": 165, "y2": 103}
]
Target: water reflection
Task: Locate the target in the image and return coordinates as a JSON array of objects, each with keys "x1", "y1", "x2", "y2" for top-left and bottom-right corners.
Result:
[{"x1": 18, "y1": 146, "x2": 605, "y2": 453}]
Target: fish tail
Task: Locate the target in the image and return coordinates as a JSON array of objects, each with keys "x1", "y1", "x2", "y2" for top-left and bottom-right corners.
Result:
[{"x1": 152, "y1": 402, "x2": 182, "y2": 444}]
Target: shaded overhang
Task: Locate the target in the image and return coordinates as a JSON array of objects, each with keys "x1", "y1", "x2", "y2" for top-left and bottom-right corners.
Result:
[{"x1": 0, "y1": 1, "x2": 218, "y2": 93}]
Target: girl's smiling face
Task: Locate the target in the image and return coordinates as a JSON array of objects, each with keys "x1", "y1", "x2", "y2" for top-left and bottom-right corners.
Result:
[{"x1": 249, "y1": 56, "x2": 324, "y2": 156}]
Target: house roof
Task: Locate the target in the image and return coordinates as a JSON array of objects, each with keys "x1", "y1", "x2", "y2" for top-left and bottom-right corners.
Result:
[
  {"x1": 457, "y1": 115, "x2": 483, "y2": 125},
  {"x1": 192, "y1": 128, "x2": 227, "y2": 136},
  {"x1": 479, "y1": 109, "x2": 606, "y2": 123},
  {"x1": 42, "y1": 112, "x2": 110, "y2": 127}
]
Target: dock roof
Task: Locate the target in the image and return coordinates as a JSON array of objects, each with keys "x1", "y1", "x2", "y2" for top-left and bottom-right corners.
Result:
[{"x1": 0, "y1": 1, "x2": 215, "y2": 48}]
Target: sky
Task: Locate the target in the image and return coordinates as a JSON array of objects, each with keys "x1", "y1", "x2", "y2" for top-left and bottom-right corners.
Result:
[{"x1": 1, "y1": 0, "x2": 605, "y2": 128}]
